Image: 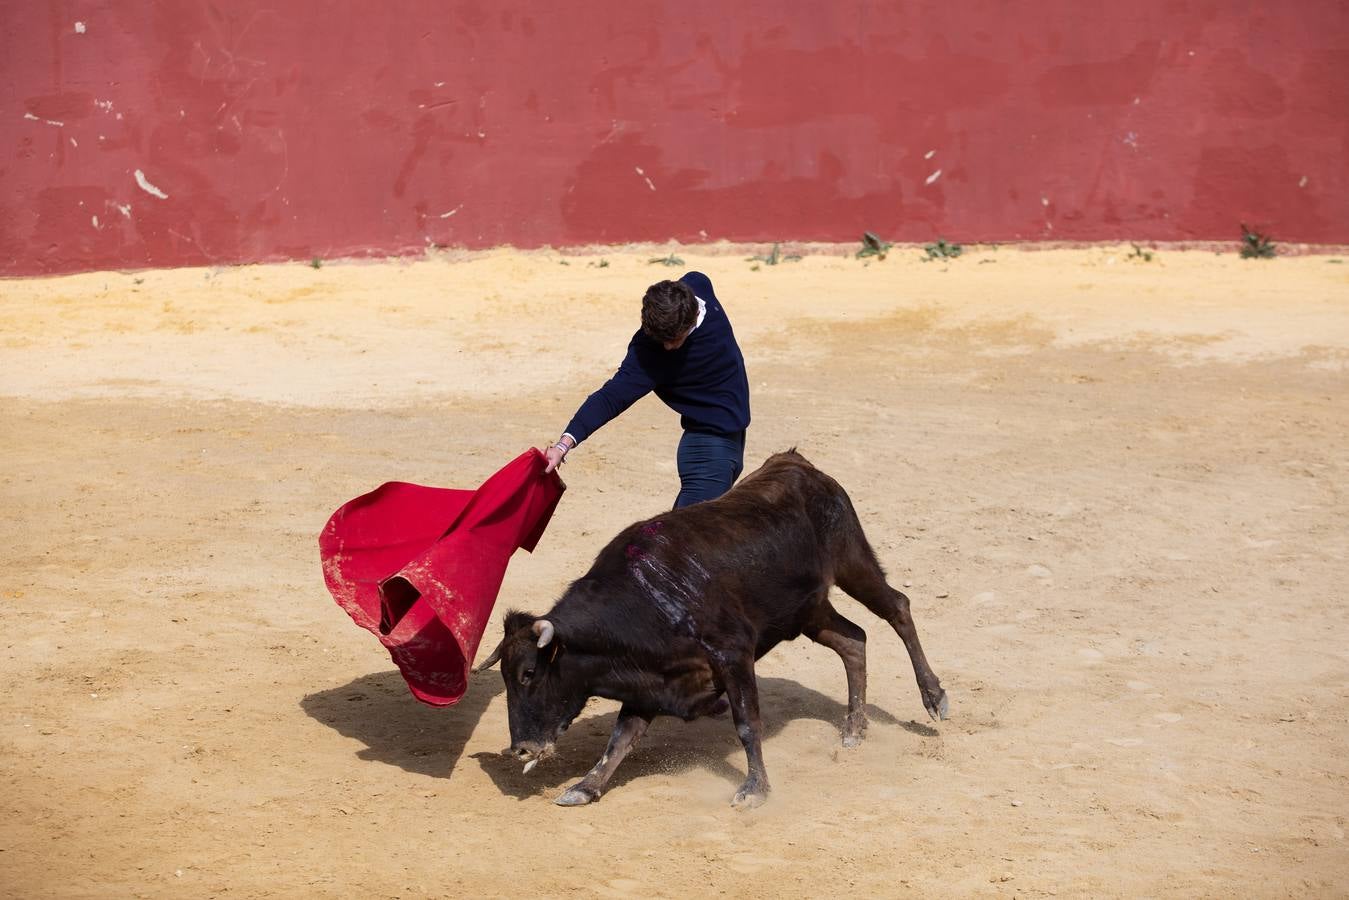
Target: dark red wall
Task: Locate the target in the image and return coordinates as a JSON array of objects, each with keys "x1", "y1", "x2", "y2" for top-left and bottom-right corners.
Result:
[{"x1": 4, "y1": 1, "x2": 1347, "y2": 275}]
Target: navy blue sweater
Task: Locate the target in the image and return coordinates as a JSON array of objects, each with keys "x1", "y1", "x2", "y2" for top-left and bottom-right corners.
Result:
[{"x1": 564, "y1": 272, "x2": 750, "y2": 445}]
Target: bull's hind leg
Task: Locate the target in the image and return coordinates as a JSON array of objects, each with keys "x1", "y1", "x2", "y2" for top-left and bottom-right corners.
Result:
[
  {"x1": 555, "y1": 705, "x2": 652, "y2": 806},
  {"x1": 804, "y1": 601, "x2": 869, "y2": 747},
  {"x1": 835, "y1": 538, "x2": 948, "y2": 721}
]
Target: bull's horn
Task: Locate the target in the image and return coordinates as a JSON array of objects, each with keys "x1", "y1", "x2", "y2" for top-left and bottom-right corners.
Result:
[
  {"x1": 532, "y1": 619, "x2": 555, "y2": 649},
  {"x1": 473, "y1": 640, "x2": 504, "y2": 672}
]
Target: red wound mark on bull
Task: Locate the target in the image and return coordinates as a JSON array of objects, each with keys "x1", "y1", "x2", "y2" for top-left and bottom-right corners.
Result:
[{"x1": 626, "y1": 529, "x2": 708, "y2": 640}]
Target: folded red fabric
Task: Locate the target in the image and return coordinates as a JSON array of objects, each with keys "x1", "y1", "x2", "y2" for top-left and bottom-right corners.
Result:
[{"x1": 319, "y1": 449, "x2": 565, "y2": 706}]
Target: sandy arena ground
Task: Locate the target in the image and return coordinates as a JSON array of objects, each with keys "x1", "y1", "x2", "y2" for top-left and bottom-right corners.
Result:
[{"x1": 2, "y1": 246, "x2": 1347, "y2": 898}]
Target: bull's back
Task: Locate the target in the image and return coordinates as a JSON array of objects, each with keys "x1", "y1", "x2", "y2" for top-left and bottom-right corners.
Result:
[
  {"x1": 605, "y1": 452, "x2": 835, "y2": 557},
  {"x1": 584, "y1": 452, "x2": 854, "y2": 634}
]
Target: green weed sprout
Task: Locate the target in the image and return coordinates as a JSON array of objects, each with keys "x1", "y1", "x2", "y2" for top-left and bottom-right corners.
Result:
[
  {"x1": 856, "y1": 232, "x2": 892, "y2": 260},
  {"x1": 1239, "y1": 224, "x2": 1276, "y2": 259}
]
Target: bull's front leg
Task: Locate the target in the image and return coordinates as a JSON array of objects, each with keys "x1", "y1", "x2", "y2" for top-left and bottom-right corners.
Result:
[
  {"x1": 555, "y1": 705, "x2": 651, "y2": 807},
  {"x1": 714, "y1": 653, "x2": 771, "y2": 809}
]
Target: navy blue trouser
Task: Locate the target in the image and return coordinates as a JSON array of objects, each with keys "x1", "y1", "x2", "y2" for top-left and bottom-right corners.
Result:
[{"x1": 674, "y1": 430, "x2": 746, "y2": 508}]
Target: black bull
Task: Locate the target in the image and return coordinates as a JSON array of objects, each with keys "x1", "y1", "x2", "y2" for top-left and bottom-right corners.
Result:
[{"x1": 476, "y1": 450, "x2": 948, "y2": 808}]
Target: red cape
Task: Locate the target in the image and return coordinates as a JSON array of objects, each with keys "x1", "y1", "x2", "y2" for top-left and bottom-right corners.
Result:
[{"x1": 319, "y1": 449, "x2": 564, "y2": 706}]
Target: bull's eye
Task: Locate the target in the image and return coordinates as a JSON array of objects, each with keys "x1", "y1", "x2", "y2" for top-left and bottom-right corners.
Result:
[{"x1": 520, "y1": 667, "x2": 535, "y2": 685}]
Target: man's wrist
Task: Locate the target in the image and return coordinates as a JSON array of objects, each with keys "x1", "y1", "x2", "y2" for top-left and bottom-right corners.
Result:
[{"x1": 549, "y1": 436, "x2": 574, "y2": 462}]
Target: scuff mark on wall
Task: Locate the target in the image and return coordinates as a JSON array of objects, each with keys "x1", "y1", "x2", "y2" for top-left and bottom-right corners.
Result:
[{"x1": 134, "y1": 170, "x2": 169, "y2": 200}]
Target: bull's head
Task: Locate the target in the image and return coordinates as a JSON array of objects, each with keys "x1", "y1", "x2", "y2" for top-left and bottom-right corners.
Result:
[{"x1": 474, "y1": 611, "x2": 587, "y2": 774}]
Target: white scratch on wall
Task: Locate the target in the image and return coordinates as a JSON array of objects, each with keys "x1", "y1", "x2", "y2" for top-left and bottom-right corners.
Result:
[
  {"x1": 1299, "y1": 175, "x2": 1309, "y2": 188},
  {"x1": 438, "y1": 205, "x2": 463, "y2": 218},
  {"x1": 91, "y1": 215, "x2": 99, "y2": 228},
  {"x1": 924, "y1": 149, "x2": 936, "y2": 160},
  {"x1": 1123, "y1": 131, "x2": 1138, "y2": 148},
  {"x1": 94, "y1": 99, "x2": 114, "y2": 113},
  {"x1": 134, "y1": 169, "x2": 169, "y2": 199},
  {"x1": 1041, "y1": 196, "x2": 1050, "y2": 207},
  {"x1": 23, "y1": 112, "x2": 38, "y2": 120},
  {"x1": 70, "y1": 137, "x2": 78, "y2": 147},
  {"x1": 166, "y1": 228, "x2": 201, "y2": 252},
  {"x1": 114, "y1": 203, "x2": 132, "y2": 218},
  {"x1": 635, "y1": 166, "x2": 655, "y2": 191},
  {"x1": 75, "y1": 21, "x2": 86, "y2": 33},
  {"x1": 925, "y1": 169, "x2": 942, "y2": 185}
]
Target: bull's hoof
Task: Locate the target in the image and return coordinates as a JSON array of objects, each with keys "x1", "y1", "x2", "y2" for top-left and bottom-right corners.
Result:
[
  {"x1": 842, "y1": 713, "x2": 867, "y2": 748},
  {"x1": 731, "y1": 781, "x2": 769, "y2": 809},
  {"x1": 555, "y1": 785, "x2": 600, "y2": 807},
  {"x1": 731, "y1": 789, "x2": 768, "y2": 809},
  {"x1": 925, "y1": 688, "x2": 950, "y2": 722}
]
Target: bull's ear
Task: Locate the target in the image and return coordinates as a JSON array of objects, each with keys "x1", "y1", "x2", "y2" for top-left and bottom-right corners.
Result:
[{"x1": 473, "y1": 638, "x2": 505, "y2": 672}]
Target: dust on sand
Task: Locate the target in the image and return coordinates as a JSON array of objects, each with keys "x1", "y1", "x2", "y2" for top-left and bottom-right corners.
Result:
[{"x1": 2, "y1": 246, "x2": 1347, "y2": 898}]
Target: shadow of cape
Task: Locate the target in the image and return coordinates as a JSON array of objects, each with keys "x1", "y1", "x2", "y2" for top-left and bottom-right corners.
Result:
[
  {"x1": 469, "y1": 675, "x2": 940, "y2": 801},
  {"x1": 300, "y1": 669, "x2": 505, "y2": 779},
  {"x1": 301, "y1": 671, "x2": 940, "y2": 795}
]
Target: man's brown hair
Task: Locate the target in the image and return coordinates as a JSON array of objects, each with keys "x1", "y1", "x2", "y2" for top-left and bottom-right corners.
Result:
[{"x1": 641, "y1": 280, "x2": 698, "y2": 343}]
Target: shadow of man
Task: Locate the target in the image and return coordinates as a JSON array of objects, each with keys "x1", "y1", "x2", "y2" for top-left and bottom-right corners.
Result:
[{"x1": 300, "y1": 669, "x2": 503, "y2": 779}]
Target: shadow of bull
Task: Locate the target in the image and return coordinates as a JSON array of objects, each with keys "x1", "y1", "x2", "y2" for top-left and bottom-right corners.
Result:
[{"x1": 302, "y1": 671, "x2": 939, "y2": 799}]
